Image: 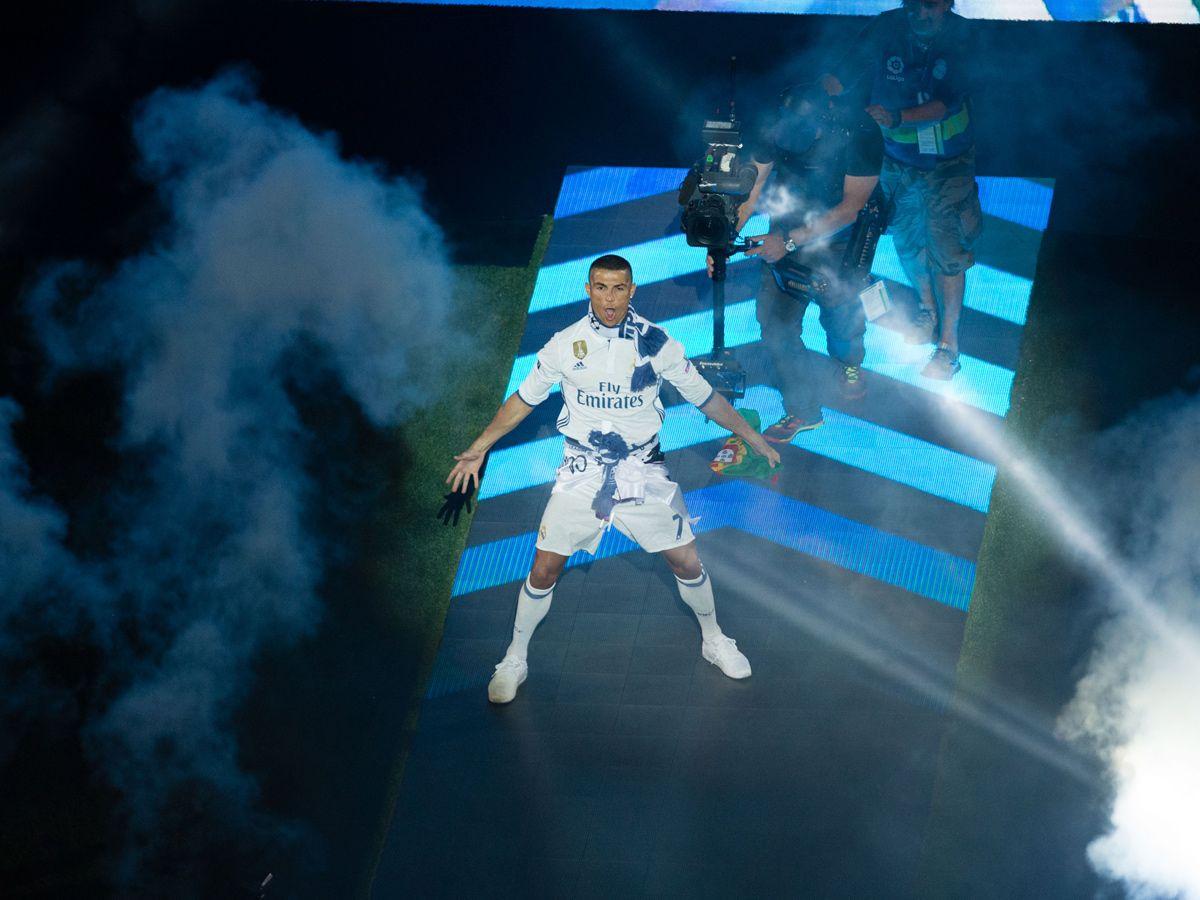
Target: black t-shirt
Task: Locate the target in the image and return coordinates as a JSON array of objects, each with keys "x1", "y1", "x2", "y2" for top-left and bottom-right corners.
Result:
[{"x1": 751, "y1": 105, "x2": 883, "y2": 229}]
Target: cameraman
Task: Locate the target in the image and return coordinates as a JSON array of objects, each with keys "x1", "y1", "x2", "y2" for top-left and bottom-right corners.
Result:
[
  {"x1": 727, "y1": 85, "x2": 883, "y2": 444},
  {"x1": 823, "y1": 0, "x2": 983, "y2": 380}
]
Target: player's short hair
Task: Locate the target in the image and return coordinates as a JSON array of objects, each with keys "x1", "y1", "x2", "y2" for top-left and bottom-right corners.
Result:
[{"x1": 588, "y1": 254, "x2": 633, "y2": 283}]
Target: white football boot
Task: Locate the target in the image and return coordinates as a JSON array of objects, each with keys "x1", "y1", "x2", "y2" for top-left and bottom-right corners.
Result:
[
  {"x1": 701, "y1": 634, "x2": 752, "y2": 680},
  {"x1": 487, "y1": 655, "x2": 529, "y2": 704}
]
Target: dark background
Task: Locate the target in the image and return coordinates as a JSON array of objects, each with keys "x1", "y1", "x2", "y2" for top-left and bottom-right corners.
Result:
[
  {"x1": 2, "y1": 1, "x2": 1197, "y2": 896},
  {"x1": 5, "y1": 0, "x2": 1197, "y2": 415}
]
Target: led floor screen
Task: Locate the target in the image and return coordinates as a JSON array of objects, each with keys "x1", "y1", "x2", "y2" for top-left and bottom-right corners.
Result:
[
  {"x1": 361, "y1": 0, "x2": 1199, "y2": 24},
  {"x1": 446, "y1": 167, "x2": 1051, "y2": 615},
  {"x1": 375, "y1": 167, "x2": 1057, "y2": 894}
]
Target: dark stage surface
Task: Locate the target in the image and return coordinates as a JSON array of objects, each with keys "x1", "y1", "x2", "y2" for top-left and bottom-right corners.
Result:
[{"x1": 375, "y1": 171, "x2": 1050, "y2": 896}]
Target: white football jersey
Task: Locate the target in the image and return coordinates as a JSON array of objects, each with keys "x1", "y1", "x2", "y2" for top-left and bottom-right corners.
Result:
[{"x1": 517, "y1": 307, "x2": 714, "y2": 447}]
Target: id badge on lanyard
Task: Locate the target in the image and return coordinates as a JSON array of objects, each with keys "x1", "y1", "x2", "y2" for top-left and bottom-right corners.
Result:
[
  {"x1": 915, "y1": 90, "x2": 939, "y2": 155},
  {"x1": 909, "y1": 37, "x2": 941, "y2": 156}
]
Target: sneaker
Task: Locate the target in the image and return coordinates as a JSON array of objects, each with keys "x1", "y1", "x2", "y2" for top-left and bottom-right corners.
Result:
[
  {"x1": 837, "y1": 365, "x2": 867, "y2": 400},
  {"x1": 702, "y1": 634, "x2": 752, "y2": 680},
  {"x1": 906, "y1": 307, "x2": 939, "y2": 345},
  {"x1": 922, "y1": 346, "x2": 961, "y2": 380},
  {"x1": 487, "y1": 655, "x2": 528, "y2": 704},
  {"x1": 764, "y1": 413, "x2": 824, "y2": 444}
]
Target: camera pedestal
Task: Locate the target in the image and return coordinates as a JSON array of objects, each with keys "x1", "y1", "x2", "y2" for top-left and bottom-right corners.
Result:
[{"x1": 696, "y1": 248, "x2": 747, "y2": 401}]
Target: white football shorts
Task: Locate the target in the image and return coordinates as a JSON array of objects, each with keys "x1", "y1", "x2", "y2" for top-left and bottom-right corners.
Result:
[{"x1": 535, "y1": 464, "x2": 696, "y2": 556}]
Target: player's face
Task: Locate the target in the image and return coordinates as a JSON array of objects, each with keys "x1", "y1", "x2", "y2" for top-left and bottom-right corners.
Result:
[
  {"x1": 908, "y1": 0, "x2": 950, "y2": 36},
  {"x1": 586, "y1": 268, "x2": 635, "y2": 327}
]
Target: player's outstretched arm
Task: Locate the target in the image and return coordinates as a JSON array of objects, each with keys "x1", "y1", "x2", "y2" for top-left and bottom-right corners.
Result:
[
  {"x1": 447, "y1": 393, "x2": 536, "y2": 493},
  {"x1": 699, "y1": 392, "x2": 781, "y2": 468}
]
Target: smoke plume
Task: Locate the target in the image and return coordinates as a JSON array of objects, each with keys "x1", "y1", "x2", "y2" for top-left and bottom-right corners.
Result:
[
  {"x1": 3, "y1": 67, "x2": 456, "y2": 893},
  {"x1": 1058, "y1": 389, "x2": 1200, "y2": 899}
]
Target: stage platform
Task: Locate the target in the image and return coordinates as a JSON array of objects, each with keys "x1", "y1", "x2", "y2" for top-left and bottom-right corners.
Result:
[{"x1": 374, "y1": 168, "x2": 1054, "y2": 897}]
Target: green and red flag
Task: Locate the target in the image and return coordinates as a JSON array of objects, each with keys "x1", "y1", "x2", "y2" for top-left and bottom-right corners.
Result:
[{"x1": 709, "y1": 408, "x2": 779, "y2": 482}]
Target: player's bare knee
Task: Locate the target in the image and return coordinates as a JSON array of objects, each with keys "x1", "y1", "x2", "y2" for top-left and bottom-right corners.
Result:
[
  {"x1": 664, "y1": 544, "x2": 702, "y2": 581},
  {"x1": 529, "y1": 552, "x2": 565, "y2": 589},
  {"x1": 528, "y1": 566, "x2": 559, "y2": 590}
]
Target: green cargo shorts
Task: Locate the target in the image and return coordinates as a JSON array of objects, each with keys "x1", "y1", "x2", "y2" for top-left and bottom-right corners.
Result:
[{"x1": 880, "y1": 148, "x2": 983, "y2": 277}]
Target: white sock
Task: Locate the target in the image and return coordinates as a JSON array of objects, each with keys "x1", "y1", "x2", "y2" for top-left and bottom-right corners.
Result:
[
  {"x1": 675, "y1": 567, "x2": 722, "y2": 641},
  {"x1": 506, "y1": 577, "x2": 554, "y2": 660}
]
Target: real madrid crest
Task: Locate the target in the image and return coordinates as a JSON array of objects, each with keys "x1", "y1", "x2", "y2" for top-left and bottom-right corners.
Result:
[{"x1": 573, "y1": 340, "x2": 588, "y2": 359}]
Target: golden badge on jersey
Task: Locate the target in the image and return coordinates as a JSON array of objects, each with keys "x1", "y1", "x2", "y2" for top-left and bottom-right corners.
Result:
[{"x1": 572, "y1": 340, "x2": 588, "y2": 359}]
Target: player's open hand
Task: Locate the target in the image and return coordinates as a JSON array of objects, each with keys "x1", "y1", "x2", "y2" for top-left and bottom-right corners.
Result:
[{"x1": 447, "y1": 449, "x2": 486, "y2": 494}]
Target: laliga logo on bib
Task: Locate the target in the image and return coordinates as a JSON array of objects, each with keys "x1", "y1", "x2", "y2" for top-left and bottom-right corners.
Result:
[
  {"x1": 573, "y1": 340, "x2": 588, "y2": 359},
  {"x1": 887, "y1": 55, "x2": 904, "y2": 75},
  {"x1": 932, "y1": 58, "x2": 947, "y2": 80}
]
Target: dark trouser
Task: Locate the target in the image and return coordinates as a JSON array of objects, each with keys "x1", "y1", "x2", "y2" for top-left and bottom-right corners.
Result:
[{"x1": 756, "y1": 257, "x2": 866, "y2": 421}]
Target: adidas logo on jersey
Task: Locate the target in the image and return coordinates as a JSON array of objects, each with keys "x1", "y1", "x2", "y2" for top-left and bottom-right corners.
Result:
[{"x1": 572, "y1": 360, "x2": 587, "y2": 370}]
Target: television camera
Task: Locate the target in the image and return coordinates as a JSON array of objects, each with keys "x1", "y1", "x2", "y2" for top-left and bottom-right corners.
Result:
[{"x1": 677, "y1": 58, "x2": 759, "y2": 400}]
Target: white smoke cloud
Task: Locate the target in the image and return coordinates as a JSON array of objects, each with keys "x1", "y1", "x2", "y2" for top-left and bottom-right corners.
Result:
[
  {"x1": 0, "y1": 400, "x2": 114, "y2": 760},
  {"x1": 0, "y1": 398, "x2": 71, "y2": 622},
  {"x1": 1058, "y1": 390, "x2": 1200, "y2": 900},
  {"x1": 756, "y1": 182, "x2": 836, "y2": 252},
  {"x1": 4, "y1": 67, "x2": 458, "y2": 892}
]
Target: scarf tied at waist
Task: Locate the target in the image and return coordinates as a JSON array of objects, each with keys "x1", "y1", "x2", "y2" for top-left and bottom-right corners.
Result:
[{"x1": 561, "y1": 431, "x2": 665, "y2": 520}]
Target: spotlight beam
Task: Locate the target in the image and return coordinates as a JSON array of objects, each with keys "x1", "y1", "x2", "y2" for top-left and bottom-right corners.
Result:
[
  {"x1": 938, "y1": 399, "x2": 1200, "y2": 669},
  {"x1": 734, "y1": 561, "x2": 1101, "y2": 786}
]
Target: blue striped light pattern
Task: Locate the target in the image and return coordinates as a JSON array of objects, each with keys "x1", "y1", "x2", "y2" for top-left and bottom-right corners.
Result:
[
  {"x1": 453, "y1": 167, "x2": 1056, "y2": 620},
  {"x1": 481, "y1": 383, "x2": 997, "y2": 511},
  {"x1": 872, "y1": 236, "x2": 1032, "y2": 325},
  {"x1": 833, "y1": 304, "x2": 1015, "y2": 417},
  {"x1": 555, "y1": 167, "x2": 694, "y2": 218},
  {"x1": 978, "y1": 178, "x2": 1054, "y2": 232},
  {"x1": 529, "y1": 226, "x2": 1032, "y2": 325},
  {"x1": 554, "y1": 169, "x2": 1053, "y2": 235},
  {"x1": 528, "y1": 213, "x2": 770, "y2": 313},
  {"x1": 504, "y1": 298, "x2": 1014, "y2": 417},
  {"x1": 454, "y1": 480, "x2": 977, "y2": 610}
]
